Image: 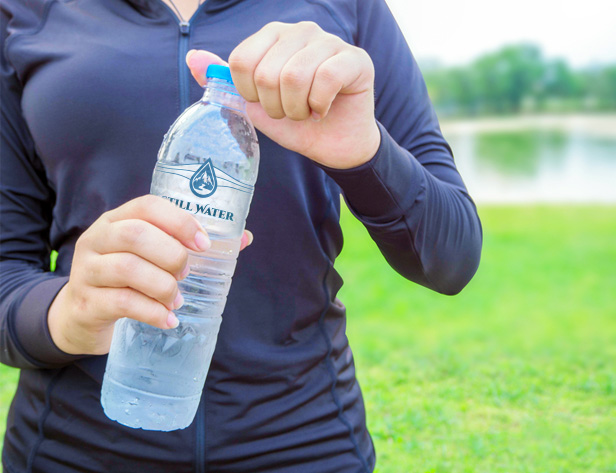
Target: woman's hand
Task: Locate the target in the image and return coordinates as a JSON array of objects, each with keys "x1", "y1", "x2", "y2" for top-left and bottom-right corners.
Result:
[
  {"x1": 187, "y1": 21, "x2": 381, "y2": 169},
  {"x1": 48, "y1": 195, "x2": 253, "y2": 356}
]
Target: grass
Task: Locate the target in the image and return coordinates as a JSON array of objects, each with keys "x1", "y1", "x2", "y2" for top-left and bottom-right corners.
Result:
[
  {"x1": 338, "y1": 205, "x2": 616, "y2": 473},
  {"x1": 0, "y1": 365, "x2": 18, "y2": 446},
  {"x1": 1, "y1": 205, "x2": 614, "y2": 472}
]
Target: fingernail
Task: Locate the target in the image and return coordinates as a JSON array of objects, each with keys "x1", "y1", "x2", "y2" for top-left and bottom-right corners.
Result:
[
  {"x1": 173, "y1": 292, "x2": 184, "y2": 310},
  {"x1": 311, "y1": 110, "x2": 321, "y2": 122},
  {"x1": 167, "y1": 311, "x2": 179, "y2": 329},
  {"x1": 186, "y1": 49, "x2": 197, "y2": 65},
  {"x1": 194, "y1": 230, "x2": 210, "y2": 251},
  {"x1": 240, "y1": 230, "x2": 254, "y2": 250}
]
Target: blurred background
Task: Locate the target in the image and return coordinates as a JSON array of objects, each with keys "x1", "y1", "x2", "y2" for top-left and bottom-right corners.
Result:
[
  {"x1": 1, "y1": 1, "x2": 614, "y2": 471},
  {"x1": 333, "y1": 0, "x2": 615, "y2": 471},
  {"x1": 391, "y1": 0, "x2": 616, "y2": 204}
]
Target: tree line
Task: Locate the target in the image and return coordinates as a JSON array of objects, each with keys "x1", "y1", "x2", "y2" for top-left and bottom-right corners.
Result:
[{"x1": 421, "y1": 44, "x2": 616, "y2": 117}]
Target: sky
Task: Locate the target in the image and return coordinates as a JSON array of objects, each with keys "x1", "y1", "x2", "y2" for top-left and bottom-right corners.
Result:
[{"x1": 385, "y1": 0, "x2": 616, "y2": 68}]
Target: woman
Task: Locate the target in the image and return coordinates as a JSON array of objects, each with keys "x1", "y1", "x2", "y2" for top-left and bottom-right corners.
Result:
[{"x1": 1, "y1": 0, "x2": 482, "y2": 471}]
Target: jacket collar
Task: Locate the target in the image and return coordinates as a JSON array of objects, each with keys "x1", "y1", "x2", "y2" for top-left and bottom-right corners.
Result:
[
  {"x1": 126, "y1": 0, "x2": 244, "y2": 16},
  {"x1": 203, "y1": 0, "x2": 245, "y2": 13}
]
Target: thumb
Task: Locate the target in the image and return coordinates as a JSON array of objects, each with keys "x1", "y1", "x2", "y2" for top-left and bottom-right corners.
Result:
[
  {"x1": 186, "y1": 50, "x2": 228, "y2": 87},
  {"x1": 244, "y1": 101, "x2": 293, "y2": 143},
  {"x1": 245, "y1": 101, "x2": 273, "y2": 132}
]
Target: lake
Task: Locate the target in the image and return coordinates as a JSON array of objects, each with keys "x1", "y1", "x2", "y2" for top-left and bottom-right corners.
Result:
[{"x1": 441, "y1": 114, "x2": 616, "y2": 203}]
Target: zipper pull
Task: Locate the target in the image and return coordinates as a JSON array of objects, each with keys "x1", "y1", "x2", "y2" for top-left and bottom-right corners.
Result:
[{"x1": 179, "y1": 21, "x2": 190, "y2": 35}]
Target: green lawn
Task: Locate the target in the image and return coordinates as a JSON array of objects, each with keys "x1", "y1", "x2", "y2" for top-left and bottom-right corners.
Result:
[
  {"x1": 339, "y1": 205, "x2": 616, "y2": 473},
  {"x1": 0, "y1": 364, "x2": 18, "y2": 448},
  {"x1": 1, "y1": 205, "x2": 614, "y2": 472}
]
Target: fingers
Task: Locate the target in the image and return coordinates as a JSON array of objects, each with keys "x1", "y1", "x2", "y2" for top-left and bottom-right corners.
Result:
[
  {"x1": 84, "y1": 229, "x2": 255, "y2": 333},
  {"x1": 309, "y1": 47, "x2": 374, "y2": 119},
  {"x1": 252, "y1": 34, "x2": 310, "y2": 119},
  {"x1": 85, "y1": 227, "x2": 254, "y2": 330},
  {"x1": 228, "y1": 22, "x2": 282, "y2": 103},
  {"x1": 50, "y1": 195, "x2": 231, "y2": 355},
  {"x1": 102, "y1": 195, "x2": 210, "y2": 253},
  {"x1": 224, "y1": 21, "x2": 372, "y2": 121},
  {"x1": 229, "y1": 22, "x2": 328, "y2": 119},
  {"x1": 278, "y1": 46, "x2": 327, "y2": 120},
  {"x1": 88, "y1": 199, "x2": 254, "y2": 321},
  {"x1": 85, "y1": 196, "x2": 207, "y2": 325},
  {"x1": 86, "y1": 218, "x2": 190, "y2": 279},
  {"x1": 87, "y1": 253, "x2": 184, "y2": 311},
  {"x1": 187, "y1": 22, "x2": 374, "y2": 122},
  {"x1": 230, "y1": 22, "x2": 315, "y2": 118},
  {"x1": 89, "y1": 287, "x2": 179, "y2": 331}
]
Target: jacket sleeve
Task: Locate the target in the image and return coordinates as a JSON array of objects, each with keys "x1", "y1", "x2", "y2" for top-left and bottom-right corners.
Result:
[
  {"x1": 321, "y1": 0, "x2": 482, "y2": 295},
  {"x1": 1, "y1": 6, "x2": 81, "y2": 369}
]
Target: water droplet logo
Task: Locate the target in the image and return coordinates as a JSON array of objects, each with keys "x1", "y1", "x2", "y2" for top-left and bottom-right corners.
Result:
[{"x1": 190, "y1": 159, "x2": 217, "y2": 198}]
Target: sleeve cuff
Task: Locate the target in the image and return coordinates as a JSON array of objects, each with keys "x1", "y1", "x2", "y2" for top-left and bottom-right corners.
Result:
[
  {"x1": 318, "y1": 121, "x2": 426, "y2": 223},
  {"x1": 13, "y1": 276, "x2": 86, "y2": 367}
]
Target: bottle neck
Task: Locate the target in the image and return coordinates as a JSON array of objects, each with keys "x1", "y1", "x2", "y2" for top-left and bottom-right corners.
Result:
[{"x1": 201, "y1": 78, "x2": 246, "y2": 112}]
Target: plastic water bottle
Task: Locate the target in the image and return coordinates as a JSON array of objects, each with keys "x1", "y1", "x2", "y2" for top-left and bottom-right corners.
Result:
[{"x1": 101, "y1": 65, "x2": 259, "y2": 431}]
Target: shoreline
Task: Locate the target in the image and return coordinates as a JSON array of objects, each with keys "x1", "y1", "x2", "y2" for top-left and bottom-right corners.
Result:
[{"x1": 440, "y1": 113, "x2": 616, "y2": 138}]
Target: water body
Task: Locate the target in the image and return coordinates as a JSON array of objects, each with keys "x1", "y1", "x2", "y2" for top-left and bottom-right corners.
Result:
[{"x1": 441, "y1": 115, "x2": 616, "y2": 203}]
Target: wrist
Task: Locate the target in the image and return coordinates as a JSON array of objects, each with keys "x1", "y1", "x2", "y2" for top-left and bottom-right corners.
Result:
[
  {"x1": 319, "y1": 120, "x2": 381, "y2": 170},
  {"x1": 348, "y1": 120, "x2": 381, "y2": 169},
  {"x1": 48, "y1": 285, "x2": 79, "y2": 355}
]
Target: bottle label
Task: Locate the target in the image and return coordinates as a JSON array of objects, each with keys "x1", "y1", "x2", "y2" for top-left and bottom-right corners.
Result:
[
  {"x1": 189, "y1": 160, "x2": 218, "y2": 198},
  {"x1": 152, "y1": 160, "x2": 254, "y2": 235}
]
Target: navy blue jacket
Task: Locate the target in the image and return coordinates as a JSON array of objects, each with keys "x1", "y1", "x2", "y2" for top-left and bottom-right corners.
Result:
[{"x1": 1, "y1": 0, "x2": 482, "y2": 471}]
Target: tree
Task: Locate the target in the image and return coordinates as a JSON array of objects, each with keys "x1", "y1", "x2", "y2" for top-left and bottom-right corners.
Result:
[
  {"x1": 423, "y1": 44, "x2": 616, "y2": 117},
  {"x1": 473, "y1": 44, "x2": 544, "y2": 113}
]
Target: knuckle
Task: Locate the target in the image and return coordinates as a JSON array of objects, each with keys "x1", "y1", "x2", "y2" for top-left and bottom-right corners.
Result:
[
  {"x1": 328, "y1": 35, "x2": 346, "y2": 49},
  {"x1": 159, "y1": 276, "x2": 178, "y2": 302},
  {"x1": 133, "y1": 194, "x2": 163, "y2": 215},
  {"x1": 113, "y1": 289, "x2": 135, "y2": 315},
  {"x1": 82, "y1": 259, "x2": 100, "y2": 284},
  {"x1": 356, "y1": 47, "x2": 375, "y2": 71},
  {"x1": 118, "y1": 220, "x2": 147, "y2": 247},
  {"x1": 99, "y1": 208, "x2": 116, "y2": 223},
  {"x1": 113, "y1": 254, "x2": 139, "y2": 277},
  {"x1": 254, "y1": 67, "x2": 279, "y2": 90},
  {"x1": 316, "y1": 61, "x2": 340, "y2": 84},
  {"x1": 128, "y1": 195, "x2": 148, "y2": 213},
  {"x1": 280, "y1": 66, "x2": 308, "y2": 90},
  {"x1": 170, "y1": 246, "x2": 188, "y2": 272},
  {"x1": 297, "y1": 21, "x2": 321, "y2": 34},
  {"x1": 75, "y1": 232, "x2": 90, "y2": 252},
  {"x1": 228, "y1": 50, "x2": 253, "y2": 75},
  {"x1": 139, "y1": 194, "x2": 160, "y2": 207},
  {"x1": 263, "y1": 21, "x2": 285, "y2": 33}
]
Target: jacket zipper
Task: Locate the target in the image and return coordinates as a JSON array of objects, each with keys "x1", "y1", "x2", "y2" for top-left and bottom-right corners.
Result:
[
  {"x1": 175, "y1": 14, "x2": 207, "y2": 473},
  {"x1": 178, "y1": 21, "x2": 191, "y2": 112},
  {"x1": 157, "y1": 2, "x2": 208, "y2": 112},
  {"x1": 157, "y1": 4, "x2": 208, "y2": 471}
]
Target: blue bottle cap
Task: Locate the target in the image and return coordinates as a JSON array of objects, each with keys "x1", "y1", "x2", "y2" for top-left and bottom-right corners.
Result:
[{"x1": 206, "y1": 64, "x2": 233, "y2": 84}]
